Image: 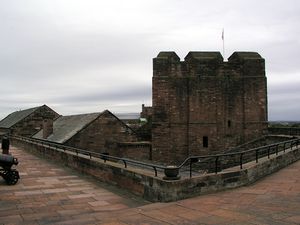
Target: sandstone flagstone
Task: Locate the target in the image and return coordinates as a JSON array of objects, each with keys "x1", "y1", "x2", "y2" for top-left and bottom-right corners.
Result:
[{"x1": 0, "y1": 145, "x2": 299, "y2": 224}]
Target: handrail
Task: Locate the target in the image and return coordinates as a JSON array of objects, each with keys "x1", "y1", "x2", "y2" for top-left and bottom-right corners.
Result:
[
  {"x1": 11, "y1": 135, "x2": 165, "y2": 177},
  {"x1": 179, "y1": 138, "x2": 299, "y2": 168},
  {"x1": 268, "y1": 127, "x2": 300, "y2": 136},
  {"x1": 178, "y1": 138, "x2": 299, "y2": 176},
  {"x1": 11, "y1": 135, "x2": 300, "y2": 179}
]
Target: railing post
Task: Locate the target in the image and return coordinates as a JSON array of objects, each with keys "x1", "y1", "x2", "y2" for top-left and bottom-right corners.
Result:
[
  {"x1": 267, "y1": 146, "x2": 270, "y2": 159},
  {"x1": 276, "y1": 145, "x2": 278, "y2": 155},
  {"x1": 153, "y1": 166, "x2": 157, "y2": 177},
  {"x1": 255, "y1": 149, "x2": 258, "y2": 163},
  {"x1": 215, "y1": 156, "x2": 219, "y2": 174},
  {"x1": 290, "y1": 141, "x2": 293, "y2": 150},
  {"x1": 240, "y1": 153, "x2": 243, "y2": 169},
  {"x1": 123, "y1": 160, "x2": 127, "y2": 168},
  {"x1": 190, "y1": 159, "x2": 192, "y2": 178},
  {"x1": 149, "y1": 145, "x2": 152, "y2": 161}
]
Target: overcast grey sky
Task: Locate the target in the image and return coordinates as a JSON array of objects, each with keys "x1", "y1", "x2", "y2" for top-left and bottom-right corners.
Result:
[{"x1": 0, "y1": 0, "x2": 299, "y2": 121}]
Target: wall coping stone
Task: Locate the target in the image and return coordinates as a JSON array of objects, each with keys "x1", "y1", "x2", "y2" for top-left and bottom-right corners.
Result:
[{"x1": 12, "y1": 138, "x2": 300, "y2": 202}]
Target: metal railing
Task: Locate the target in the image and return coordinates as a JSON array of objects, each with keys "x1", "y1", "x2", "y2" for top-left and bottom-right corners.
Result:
[
  {"x1": 268, "y1": 127, "x2": 300, "y2": 136},
  {"x1": 177, "y1": 138, "x2": 300, "y2": 177},
  {"x1": 12, "y1": 135, "x2": 300, "y2": 179},
  {"x1": 12, "y1": 136, "x2": 165, "y2": 177}
]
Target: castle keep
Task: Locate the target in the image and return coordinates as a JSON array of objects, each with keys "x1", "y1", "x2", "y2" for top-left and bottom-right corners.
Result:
[{"x1": 152, "y1": 51, "x2": 268, "y2": 163}]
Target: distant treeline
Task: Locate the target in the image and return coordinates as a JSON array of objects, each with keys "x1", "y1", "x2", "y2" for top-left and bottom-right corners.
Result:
[{"x1": 269, "y1": 121, "x2": 300, "y2": 128}]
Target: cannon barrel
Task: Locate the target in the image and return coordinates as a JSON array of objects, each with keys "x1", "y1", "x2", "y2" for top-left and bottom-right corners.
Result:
[
  {"x1": 0, "y1": 153, "x2": 19, "y2": 185},
  {"x1": 0, "y1": 154, "x2": 18, "y2": 168}
]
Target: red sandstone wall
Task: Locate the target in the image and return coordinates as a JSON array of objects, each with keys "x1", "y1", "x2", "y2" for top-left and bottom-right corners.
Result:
[
  {"x1": 152, "y1": 51, "x2": 268, "y2": 164},
  {"x1": 11, "y1": 105, "x2": 59, "y2": 137},
  {"x1": 140, "y1": 104, "x2": 152, "y2": 119},
  {"x1": 65, "y1": 111, "x2": 138, "y2": 154},
  {"x1": 113, "y1": 143, "x2": 151, "y2": 161}
]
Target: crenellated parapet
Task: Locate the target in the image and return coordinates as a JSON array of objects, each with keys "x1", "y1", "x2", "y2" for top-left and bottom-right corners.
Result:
[{"x1": 153, "y1": 51, "x2": 265, "y2": 77}]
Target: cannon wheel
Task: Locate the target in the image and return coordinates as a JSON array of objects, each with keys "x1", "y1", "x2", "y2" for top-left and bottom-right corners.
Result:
[{"x1": 4, "y1": 170, "x2": 19, "y2": 185}]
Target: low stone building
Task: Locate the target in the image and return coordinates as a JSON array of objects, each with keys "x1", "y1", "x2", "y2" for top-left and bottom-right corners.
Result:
[
  {"x1": 33, "y1": 110, "x2": 140, "y2": 154},
  {"x1": 0, "y1": 105, "x2": 59, "y2": 137},
  {"x1": 140, "y1": 104, "x2": 152, "y2": 120}
]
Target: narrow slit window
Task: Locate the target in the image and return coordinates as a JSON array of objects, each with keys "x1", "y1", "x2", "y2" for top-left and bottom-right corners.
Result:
[
  {"x1": 228, "y1": 120, "x2": 231, "y2": 128},
  {"x1": 203, "y1": 136, "x2": 208, "y2": 148}
]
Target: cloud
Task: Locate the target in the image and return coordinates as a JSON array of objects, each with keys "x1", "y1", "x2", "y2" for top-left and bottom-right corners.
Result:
[{"x1": 0, "y1": 0, "x2": 300, "y2": 121}]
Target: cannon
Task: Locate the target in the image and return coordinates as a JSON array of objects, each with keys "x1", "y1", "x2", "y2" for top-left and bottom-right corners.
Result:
[{"x1": 0, "y1": 154, "x2": 19, "y2": 185}]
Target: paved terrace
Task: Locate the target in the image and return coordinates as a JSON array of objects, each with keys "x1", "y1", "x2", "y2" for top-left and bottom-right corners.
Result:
[{"x1": 0, "y1": 146, "x2": 299, "y2": 225}]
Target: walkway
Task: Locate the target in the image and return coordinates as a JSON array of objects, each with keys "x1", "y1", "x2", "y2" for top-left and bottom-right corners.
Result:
[
  {"x1": 0, "y1": 146, "x2": 299, "y2": 224},
  {"x1": 0, "y1": 146, "x2": 148, "y2": 224}
]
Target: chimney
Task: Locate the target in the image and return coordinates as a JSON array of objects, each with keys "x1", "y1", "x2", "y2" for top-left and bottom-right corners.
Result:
[{"x1": 42, "y1": 118, "x2": 53, "y2": 139}]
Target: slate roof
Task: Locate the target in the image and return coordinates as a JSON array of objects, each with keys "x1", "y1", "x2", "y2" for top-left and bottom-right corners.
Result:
[
  {"x1": 33, "y1": 112, "x2": 101, "y2": 143},
  {"x1": 0, "y1": 106, "x2": 40, "y2": 128}
]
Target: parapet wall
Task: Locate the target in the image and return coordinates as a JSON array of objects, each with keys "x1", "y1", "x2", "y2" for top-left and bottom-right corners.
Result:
[
  {"x1": 152, "y1": 51, "x2": 268, "y2": 164},
  {"x1": 12, "y1": 137, "x2": 299, "y2": 202}
]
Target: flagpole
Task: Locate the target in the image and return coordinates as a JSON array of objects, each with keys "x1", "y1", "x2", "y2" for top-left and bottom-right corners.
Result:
[{"x1": 222, "y1": 28, "x2": 225, "y2": 59}]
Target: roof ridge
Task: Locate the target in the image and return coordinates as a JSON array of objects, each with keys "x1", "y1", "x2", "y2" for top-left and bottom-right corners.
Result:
[{"x1": 0, "y1": 105, "x2": 43, "y2": 128}]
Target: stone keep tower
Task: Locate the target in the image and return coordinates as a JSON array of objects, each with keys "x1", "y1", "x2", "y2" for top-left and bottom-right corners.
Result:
[{"x1": 152, "y1": 51, "x2": 268, "y2": 164}]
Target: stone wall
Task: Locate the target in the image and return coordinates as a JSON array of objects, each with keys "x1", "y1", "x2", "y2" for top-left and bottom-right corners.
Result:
[
  {"x1": 12, "y1": 137, "x2": 299, "y2": 202},
  {"x1": 140, "y1": 104, "x2": 152, "y2": 119},
  {"x1": 0, "y1": 128, "x2": 10, "y2": 136},
  {"x1": 65, "y1": 111, "x2": 138, "y2": 154},
  {"x1": 112, "y1": 142, "x2": 152, "y2": 161},
  {"x1": 12, "y1": 105, "x2": 59, "y2": 137},
  {"x1": 152, "y1": 51, "x2": 268, "y2": 164}
]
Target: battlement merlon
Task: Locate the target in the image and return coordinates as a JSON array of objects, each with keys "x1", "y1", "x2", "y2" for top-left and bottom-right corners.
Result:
[
  {"x1": 228, "y1": 52, "x2": 263, "y2": 62},
  {"x1": 153, "y1": 52, "x2": 181, "y2": 77},
  {"x1": 228, "y1": 52, "x2": 266, "y2": 77},
  {"x1": 184, "y1": 51, "x2": 223, "y2": 63},
  {"x1": 184, "y1": 52, "x2": 224, "y2": 77}
]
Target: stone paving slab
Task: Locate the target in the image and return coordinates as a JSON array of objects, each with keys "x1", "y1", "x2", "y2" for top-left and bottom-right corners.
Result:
[
  {"x1": 0, "y1": 146, "x2": 300, "y2": 224},
  {"x1": 0, "y1": 146, "x2": 148, "y2": 225}
]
